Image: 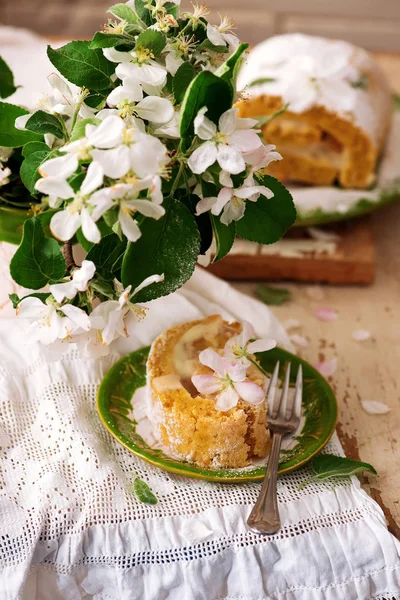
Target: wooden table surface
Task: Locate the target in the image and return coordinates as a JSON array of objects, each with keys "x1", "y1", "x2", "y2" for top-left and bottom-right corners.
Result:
[{"x1": 232, "y1": 53, "x2": 400, "y2": 538}]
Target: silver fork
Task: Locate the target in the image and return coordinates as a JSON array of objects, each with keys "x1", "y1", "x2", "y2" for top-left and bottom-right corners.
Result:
[{"x1": 247, "y1": 361, "x2": 303, "y2": 535}]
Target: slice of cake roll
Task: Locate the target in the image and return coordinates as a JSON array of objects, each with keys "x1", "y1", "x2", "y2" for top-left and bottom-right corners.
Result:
[
  {"x1": 237, "y1": 34, "x2": 392, "y2": 189},
  {"x1": 147, "y1": 315, "x2": 269, "y2": 469}
]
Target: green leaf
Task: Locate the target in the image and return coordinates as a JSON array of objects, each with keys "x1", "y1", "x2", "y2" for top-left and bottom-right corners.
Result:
[
  {"x1": 248, "y1": 77, "x2": 276, "y2": 87},
  {"x1": 90, "y1": 279, "x2": 116, "y2": 300},
  {"x1": 163, "y1": 2, "x2": 179, "y2": 17},
  {"x1": 236, "y1": 175, "x2": 296, "y2": 244},
  {"x1": 25, "y1": 110, "x2": 64, "y2": 139},
  {"x1": 9, "y1": 292, "x2": 50, "y2": 309},
  {"x1": 0, "y1": 102, "x2": 43, "y2": 147},
  {"x1": 173, "y1": 62, "x2": 196, "y2": 105},
  {"x1": 89, "y1": 31, "x2": 137, "y2": 50},
  {"x1": 256, "y1": 103, "x2": 289, "y2": 127},
  {"x1": 121, "y1": 197, "x2": 200, "y2": 302},
  {"x1": 0, "y1": 55, "x2": 18, "y2": 99},
  {"x1": 196, "y1": 39, "x2": 229, "y2": 54},
  {"x1": 85, "y1": 90, "x2": 108, "y2": 109},
  {"x1": 133, "y1": 478, "x2": 158, "y2": 504},
  {"x1": 393, "y1": 94, "x2": 400, "y2": 112},
  {"x1": 180, "y1": 71, "x2": 231, "y2": 139},
  {"x1": 86, "y1": 233, "x2": 127, "y2": 278},
  {"x1": 211, "y1": 215, "x2": 235, "y2": 263},
  {"x1": 179, "y1": 192, "x2": 212, "y2": 255},
  {"x1": 108, "y1": 3, "x2": 139, "y2": 23},
  {"x1": 351, "y1": 73, "x2": 369, "y2": 90},
  {"x1": 134, "y1": 0, "x2": 152, "y2": 26},
  {"x1": 312, "y1": 454, "x2": 377, "y2": 480},
  {"x1": 70, "y1": 117, "x2": 101, "y2": 141},
  {"x1": 256, "y1": 284, "x2": 292, "y2": 306},
  {"x1": 76, "y1": 220, "x2": 112, "y2": 252},
  {"x1": 9, "y1": 293, "x2": 20, "y2": 309},
  {"x1": 47, "y1": 41, "x2": 115, "y2": 91},
  {"x1": 22, "y1": 141, "x2": 49, "y2": 158},
  {"x1": 20, "y1": 148, "x2": 54, "y2": 194},
  {"x1": 10, "y1": 216, "x2": 66, "y2": 289},
  {"x1": 215, "y1": 42, "x2": 248, "y2": 96},
  {"x1": 135, "y1": 30, "x2": 166, "y2": 57}
]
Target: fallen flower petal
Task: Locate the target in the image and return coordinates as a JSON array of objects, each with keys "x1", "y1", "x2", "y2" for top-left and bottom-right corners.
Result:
[
  {"x1": 352, "y1": 329, "x2": 371, "y2": 341},
  {"x1": 283, "y1": 318, "x2": 302, "y2": 331},
  {"x1": 315, "y1": 358, "x2": 337, "y2": 377},
  {"x1": 290, "y1": 334, "x2": 309, "y2": 348},
  {"x1": 361, "y1": 401, "x2": 391, "y2": 415},
  {"x1": 306, "y1": 286, "x2": 325, "y2": 301},
  {"x1": 314, "y1": 307, "x2": 338, "y2": 322}
]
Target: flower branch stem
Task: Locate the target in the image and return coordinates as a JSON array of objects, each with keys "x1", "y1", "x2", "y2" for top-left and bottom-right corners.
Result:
[
  {"x1": 169, "y1": 160, "x2": 185, "y2": 198},
  {"x1": 58, "y1": 116, "x2": 70, "y2": 143},
  {"x1": 62, "y1": 241, "x2": 76, "y2": 272},
  {"x1": 70, "y1": 92, "x2": 87, "y2": 134},
  {"x1": 247, "y1": 355, "x2": 271, "y2": 379}
]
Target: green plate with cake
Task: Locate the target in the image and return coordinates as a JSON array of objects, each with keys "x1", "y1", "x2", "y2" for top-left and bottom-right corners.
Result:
[{"x1": 97, "y1": 317, "x2": 337, "y2": 483}]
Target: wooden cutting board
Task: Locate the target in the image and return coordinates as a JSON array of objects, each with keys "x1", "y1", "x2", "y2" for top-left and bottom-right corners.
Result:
[{"x1": 207, "y1": 217, "x2": 375, "y2": 284}]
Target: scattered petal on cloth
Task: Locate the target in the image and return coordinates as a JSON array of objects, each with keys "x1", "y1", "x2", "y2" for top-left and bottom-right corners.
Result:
[
  {"x1": 352, "y1": 329, "x2": 371, "y2": 341},
  {"x1": 290, "y1": 334, "x2": 309, "y2": 348},
  {"x1": 361, "y1": 401, "x2": 391, "y2": 415},
  {"x1": 306, "y1": 285, "x2": 325, "y2": 301},
  {"x1": 315, "y1": 358, "x2": 338, "y2": 377},
  {"x1": 314, "y1": 307, "x2": 338, "y2": 322},
  {"x1": 283, "y1": 318, "x2": 302, "y2": 331}
]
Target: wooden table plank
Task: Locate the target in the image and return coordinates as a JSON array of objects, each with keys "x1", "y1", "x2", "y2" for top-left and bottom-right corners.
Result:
[
  {"x1": 207, "y1": 218, "x2": 376, "y2": 285},
  {"x1": 232, "y1": 199, "x2": 400, "y2": 538}
]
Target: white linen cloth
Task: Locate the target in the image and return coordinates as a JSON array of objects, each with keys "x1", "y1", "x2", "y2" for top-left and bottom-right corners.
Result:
[
  {"x1": 0, "y1": 260, "x2": 399, "y2": 600},
  {"x1": 0, "y1": 26, "x2": 400, "y2": 600}
]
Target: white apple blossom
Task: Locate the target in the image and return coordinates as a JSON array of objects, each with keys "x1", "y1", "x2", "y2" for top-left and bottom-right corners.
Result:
[
  {"x1": 187, "y1": 107, "x2": 262, "y2": 175},
  {"x1": 223, "y1": 320, "x2": 276, "y2": 367},
  {"x1": 84, "y1": 116, "x2": 169, "y2": 180},
  {"x1": 17, "y1": 296, "x2": 91, "y2": 345},
  {"x1": 35, "y1": 152, "x2": 81, "y2": 205},
  {"x1": 104, "y1": 48, "x2": 168, "y2": 95},
  {"x1": 0, "y1": 166, "x2": 11, "y2": 187},
  {"x1": 107, "y1": 80, "x2": 174, "y2": 125},
  {"x1": 182, "y1": 4, "x2": 210, "y2": 29},
  {"x1": 15, "y1": 73, "x2": 93, "y2": 133},
  {"x1": 152, "y1": 110, "x2": 180, "y2": 139},
  {"x1": 89, "y1": 178, "x2": 165, "y2": 242},
  {"x1": 50, "y1": 260, "x2": 96, "y2": 303},
  {"x1": 243, "y1": 143, "x2": 282, "y2": 171},
  {"x1": 191, "y1": 348, "x2": 265, "y2": 411},
  {"x1": 196, "y1": 181, "x2": 274, "y2": 225},
  {"x1": 206, "y1": 16, "x2": 239, "y2": 50},
  {"x1": 44, "y1": 162, "x2": 104, "y2": 243},
  {"x1": 151, "y1": 12, "x2": 179, "y2": 33},
  {"x1": 164, "y1": 44, "x2": 184, "y2": 76},
  {"x1": 88, "y1": 274, "x2": 164, "y2": 347}
]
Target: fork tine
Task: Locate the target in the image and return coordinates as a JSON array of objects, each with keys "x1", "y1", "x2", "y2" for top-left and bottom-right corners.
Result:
[
  {"x1": 279, "y1": 362, "x2": 291, "y2": 421},
  {"x1": 267, "y1": 361, "x2": 280, "y2": 418},
  {"x1": 293, "y1": 364, "x2": 303, "y2": 419}
]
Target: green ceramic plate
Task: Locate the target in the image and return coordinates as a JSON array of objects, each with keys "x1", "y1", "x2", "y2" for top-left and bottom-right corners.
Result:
[
  {"x1": 294, "y1": 188, "x2": 400, "y2": 227},
  {"x1": 97, "y1": 345, "x2": 337, "y2": 482}
]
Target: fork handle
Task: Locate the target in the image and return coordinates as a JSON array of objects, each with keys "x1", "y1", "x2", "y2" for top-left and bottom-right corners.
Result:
[{"x1": 247, "y1": 432, "x2": 283, "y2": 535}]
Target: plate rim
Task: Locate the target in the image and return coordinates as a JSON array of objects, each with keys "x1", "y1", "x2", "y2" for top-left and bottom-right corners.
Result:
[{"x1": 97, "y1": 346, "x2": 338, "y2": 483}]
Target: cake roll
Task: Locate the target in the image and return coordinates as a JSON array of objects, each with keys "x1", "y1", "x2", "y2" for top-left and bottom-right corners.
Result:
[
  {"x1": 237, "y1": 34, "x2": 392, "y2": 189},
  {"x1": 147, "y1": 315, "x2": 269, "y2": 469}
]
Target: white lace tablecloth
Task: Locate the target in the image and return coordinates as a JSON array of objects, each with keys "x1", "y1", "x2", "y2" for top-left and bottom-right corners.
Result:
[
  {"x1": 0, "y1": 249, "x2": 399, "y2": 599},
  {"x1": 1, "y1": 26, "x2": 400, "y2": 600}
]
